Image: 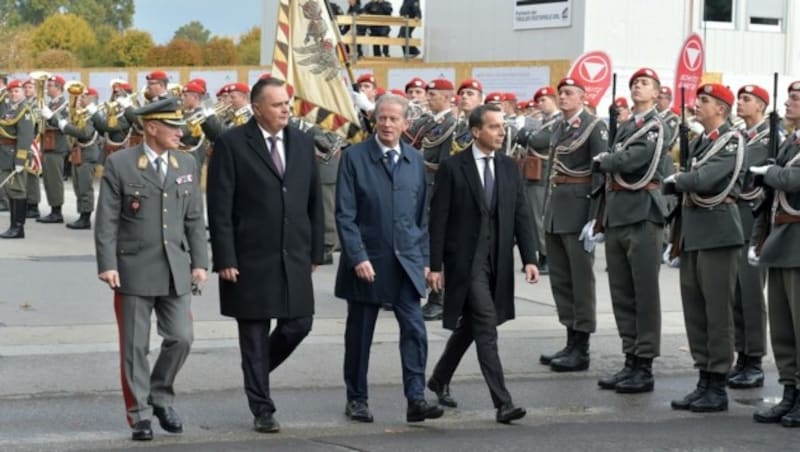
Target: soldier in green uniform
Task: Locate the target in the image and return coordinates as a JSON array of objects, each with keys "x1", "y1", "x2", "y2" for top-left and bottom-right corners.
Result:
[
  {"x1": 94, "y1": 81, "x2": 136, "y2": 157},
  {"x1": 37, "y1": 74, "x2": 69, "y2": 224},
  {"x1": 538, "y1": 78, "x2": 606, "y2": 373},
  {"x1": 0, "y1": 80, "x2": 35, "y2": 239},
  {"x1": 0, "y1": 73, "x2": 10, "y2": 213},
  {"x1": 665, "y1": 83, "x2": 744, "y2": 413},
  {"x1": 727, "y1": 84, "x2": 771, "y2": 389},
  {"x1": 59, "y1": 86, "x2": 102, "y2": 230},
  {"x1": 594, "y1": 68, "x2": 668, "y2": 393},
  {"x1": 22, "y1": 78, "x2": 42, "y2": 219},
  {"x1": 750, "y1": 80, "x2": 800, "y2": 427}
]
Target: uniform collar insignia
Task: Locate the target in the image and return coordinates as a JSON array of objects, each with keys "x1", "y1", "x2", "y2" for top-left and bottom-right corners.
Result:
[
  {"x1": 169, "y1": 155, "x2": 179, "y2": 169},
  {"x1": 137, "y1": 154, "x2": 148, "y2": 170}
]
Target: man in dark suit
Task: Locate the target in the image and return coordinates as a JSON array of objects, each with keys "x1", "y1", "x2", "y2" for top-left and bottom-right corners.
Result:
[
  {"x1": 335, "y1": 94, "x2": 443, "y2": 423},
  {"x1": 427, "y1": 103, "x2": 540, "y2": 424},
  {"x1": 207, "y1": 77, "x2": 325, "y2": 433},
  {"x1": 94, "y1": 97, "x2": 208, "y2": 441}
]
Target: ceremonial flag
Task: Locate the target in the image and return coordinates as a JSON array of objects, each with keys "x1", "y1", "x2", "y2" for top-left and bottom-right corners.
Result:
[
  {"x1": 29, "y1": 137, "x2": 42, "y2": 175},
  {"x1": 271, "y1": 0, "x2": 363, "y2": 140}
]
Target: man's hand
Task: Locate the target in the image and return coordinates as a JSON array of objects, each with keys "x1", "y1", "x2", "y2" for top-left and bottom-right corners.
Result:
[
  {"x1": 219, "y1": 267, "x2": 239, "y2": 282},
  {"x1": 749, "y1": 165, "x2": 773, "y2": 176},
  {"x1": 747, "y1": 245, "x2": 760, "y2": 267},
  {"x1": 98, "y1": 270, "x2": 121, "y2": 289},
  {"x1": 663, "y1": 173, "x2": 677, "y2": 184},
  {"x1": 424, "y1": 266, "x2": 430, "y2": 280},
  {"x1": 524, "y1": 264, "x2": 539, "y2": 283},
  {"x1": 14, "y1": 164, "x2": 24, "y2": 174},
  {"x1": 354, "y1": 260, "x2": 376, "y2": 282},
  {"x1": 57, "y1": 118, "x2": 68, "y2": 132},
  {"x1": 191, "y1": 268, "x2": 208, "y2": 284},
  {"x1": 427, "y1": 271, "x2": 444, "y2": 292},
  {"x1": 116, "y1": 95, "x2": 133, "y2": 109}
]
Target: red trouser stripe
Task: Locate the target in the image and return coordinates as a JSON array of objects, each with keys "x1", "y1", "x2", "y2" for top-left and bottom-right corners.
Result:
[{"x1": 113, "y1": 292, "x2": 137, "y2": 427}]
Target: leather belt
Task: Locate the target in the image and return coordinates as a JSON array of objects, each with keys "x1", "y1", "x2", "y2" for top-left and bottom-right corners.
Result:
[
  {"x1": 609, "y1": 181, "x2": 661, "y2": 192},
  {"x1": 775, "y1": 212, "x2": 800, "y2": 225},
  {"x1": 552, "y1": 175, "x2": 592, "y2": 185},
  {"x1": 684, "y1": 196, "x2": 736, "y2": 208},
  {"x1": 0, "y1": 138, "x2": 16, "y2": 146}
]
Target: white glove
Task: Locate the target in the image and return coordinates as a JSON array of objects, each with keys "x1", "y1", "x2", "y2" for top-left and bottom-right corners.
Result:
[
  {"x1": 689, "y1": 121, "x2": 704, "y2": 135},
  {"x1": 41, "y1": 106, "x2": 54, "y2": 120},
  {"x1": 57, "y1": 118, "x2": 68, "y2": 131},
  {"x1": 202, "y1": 107, "x2": 216, "y2": 118},
  {"x1": 668, "y1": 256, "x2": 680, "y2": 268},
  {"x1": 592, "y1": 152, "x2": 609, "y2": 163},
  {"x1": 578, "y1": 220, "x2": 604, "y2": 253},
  {"x1": 14, "y1": 163, "x2": 25, "y2": 174},
  {"x1": 662, "y1": 244, "x2": 672, "y2": 263},
  {"x1": 351, "y1": 90, "x2": 374, "y2": 112},
  {"x1": 749, "y1": 165, "x2": 772, "y2": 176},
  {"x1": 116, "y1": 95, "x2": 133, "y2": 109},
  {"x1": 747, "y1": 245, "x2": 759, "y2": 267},
  {"x1": 85, "y1": 103, "x2": 98, "y2": 116},
  {"x1": 663, "y1": 174, "x2": 677, "y2": 184}
]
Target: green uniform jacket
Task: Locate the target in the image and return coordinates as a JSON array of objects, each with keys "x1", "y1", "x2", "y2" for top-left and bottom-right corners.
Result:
[
  {"x1": 527, "y1": 111, "x2": 562, "y2": 187},
  {"x1": 675, "y1": 122, "x2": 744, "y2": 251},
  {"x1": 45, "y1": 95, "x2": 70, "y2": 154},
  {"x1": 62, "y1": 118, "x2": 101, "y2": 164},
  {"x1": 737, "y1": 120, "x2": 771, "y2": 240},
  {"x1": 599, "y1": 108, "x2": 669, "y2": 228},
  {"x1": 0, "y1": 101, "x2": 34, "y2": 170}
]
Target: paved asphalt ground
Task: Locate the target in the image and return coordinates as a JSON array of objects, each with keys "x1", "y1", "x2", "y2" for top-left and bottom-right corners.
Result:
[{"x1": 0, "y1": 185, "x2": 794, "y2": 451}]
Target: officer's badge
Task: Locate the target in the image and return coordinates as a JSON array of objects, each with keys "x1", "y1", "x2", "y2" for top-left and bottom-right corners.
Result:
[
  {"x1": 669, "y1": 119, "x2": 677, "y2": 128},
  {"x1": 130, "y1": 196, "x2": 141, "y2": 215},
  {"x1": 24, "y1": 113, "x2": 30, "y2": 120},
  {"x1": 600, "y1": 129, "x2": 608, "y2": 141},
  {"x1": 647, "y1": 131, "x2": 657, "y2": 142},
  {"x1": 137, "y1": 155, "x2": 148, "y2": 170},
  {"x1": 169, "y1": 155, "x2": 179, "y2": 168}
]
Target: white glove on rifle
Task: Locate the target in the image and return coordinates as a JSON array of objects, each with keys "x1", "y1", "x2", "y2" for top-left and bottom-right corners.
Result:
[
  {"x1": 351, "y1": 90, "x2": 374, "y2": 112},
  {"x1": 41, "y1": 106, "x2": 54, "y2": 120},
  {"x1": 747, "y1": 245, "x2": 760, "y2": 267},
  {"x1": 116, "y1": 95, "x2": 133, "y2": 109},
  {"x1": 749, "y1": 165, "x2": 772, "y2": 176}
]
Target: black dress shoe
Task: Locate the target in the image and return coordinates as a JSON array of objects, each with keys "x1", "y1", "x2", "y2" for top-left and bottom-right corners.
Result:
[
  {"x1": 152, "y1": 405, "x2": 183, "y2": 433},
  {"x1": 131, "y1": 420, "x2": 153, "y2": 441},
  {"x1": 254, "y1": 413, "x2": 281, "y2": 433},
  {"x1": 407, "y1": 399, "x2": 444, "y2": 422},
  {"x1": 37, "y1": 211, "x2": 63, "y2": 223},
  {"x1": 427, "y1": 378, "x2": 457, "y2": 408},
  {"x1": 755, "y1": 385, "x2": 797, "y2": 423},
  {"x1": 66, "y1": 213, "x2": 91, "y2": 230},
  {"x1": 345, "y1": 400, "x2": 374, "y2": 423},
  {"x1": 496, "y1": 404, "x2": 526, "y2": 424}
]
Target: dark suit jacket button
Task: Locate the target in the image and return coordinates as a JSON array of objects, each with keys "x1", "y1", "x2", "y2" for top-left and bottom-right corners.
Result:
[{"x1": 282, "y1": 187, "x2": 287, "y2": 192}]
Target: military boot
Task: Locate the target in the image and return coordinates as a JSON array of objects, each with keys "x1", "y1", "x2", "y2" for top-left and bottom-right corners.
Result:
[
  {"x1": 615, "y1": 357, "x2": 654, "y2": 394},
  {"x1": 422, "y1": 291, "x2": 443, "y2": 321},
  {"x1": 781, "y1": 393, "x2": 800, "y2": 427},
  {"x1": 727, "y1": 352, "x2": 746, "y2": 380},
  {"x1": 727, "y1": 355, "x2": 764, "y2": 389},
  {"x1": 598, "y1": 353, "x2": 635, "y2": 389},
  {"x1": 540, "y1": 328, "x2": 575, "y2": 365},
  {"x1": 37, "y1": 205, "x2": 63, "y2": 223},
  {"x1": 26, "y1": 203, "x2": 40, "y2": 219},
  {"x1": 549, "y1": 331, "x2": 589, "y2": 372},
  {"x1": 754, "y1": 385, "x2": 797, "y2": 423},
  {"x1": 0, "y1": 199, "x2": 25, "y2": 239},
  {"x1": 66, "y1": 212, "x2": 91, "y2": 230},
  {"x1": 689, "y1": 372, "x2": 728, "y2": 412},
  {"x1": 672, "y1": 371, "x2": 709, "y2": 410}
]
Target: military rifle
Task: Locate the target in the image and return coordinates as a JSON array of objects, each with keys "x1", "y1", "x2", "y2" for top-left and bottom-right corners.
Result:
[
  {"x1": 665, "y1": 87, "x2": 689, "y2": 259},
  {"x1": 589, "y1": 73, "x2": 617, "y2": 235},
  {"x1": 753, "y1": 72, "x2": 780, "y2": 254}
]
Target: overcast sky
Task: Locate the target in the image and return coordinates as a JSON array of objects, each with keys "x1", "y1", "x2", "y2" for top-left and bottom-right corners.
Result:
[{"x1": 133, "y1": 0, "x2": 263, "y2": 44}]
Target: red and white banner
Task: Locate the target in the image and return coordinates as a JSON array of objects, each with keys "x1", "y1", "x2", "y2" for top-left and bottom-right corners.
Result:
[
  {"x1": 672, "y1": 33, "x2": 704, "y2": 111},
  {"x1": 567, "y1": 50, "x2": 612, "y2": 108}
]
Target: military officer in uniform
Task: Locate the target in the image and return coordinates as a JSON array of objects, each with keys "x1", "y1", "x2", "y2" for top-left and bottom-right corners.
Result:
[
  {"x1": 749, "y1": 80, "x2": 800, "y2": 426},
  {"x1": 0, "y1": 80, "x2": 35, "y2": 239},
  {"x1": 594, "y1": 68, "x2": 668, "y2": 392},
  {"x1": 37, "y1": 74, "x2": 69, "y2": 224},
  {"x1": 22, "y1": 78, "x2": 42, "y2": 219},
  {"x1": 59, "y1": 87, "x2": 102, "y2": 230},
  {"x1": 94, "y1": 97, "x2": 208, "y2": 441},
  {"x1": 225, "y1": 83, "x2": 253, "y2": 128},
  {"x1": 405, "y1": 77, "x2": 427, "y2": 105},
  {"x1": 665, "y1": 83, "x2": 744, "y2": 413},
  {"x1": 537, "y1": 78, "x2": 606, "y2": 373},
  {"x1": 727, "y1": 84, "x2": 771, "y2": 389}
]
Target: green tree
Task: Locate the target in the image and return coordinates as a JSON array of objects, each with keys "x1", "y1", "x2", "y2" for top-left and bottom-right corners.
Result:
[
  {"x1": 0, "y1": 25, "x2": 36, "y2": 70},
  {"x1": 202, "y1": 36, "x2": 238, "y2": 66},
  {"x1": 33, "y1": 48, "x2": 80, "y2": 68},
  {"x1": 82, "y1": 23, "x2": 117, "y2": 66},
  {"x1": 173, "y1": 20, "x2": 211, "y2": 45},
  {"x1": 0, "y1": 0, "x2": 133, "y2": 30},
  {"x1": 105, "y1": 29, "x2": 154, "y2": 67},
  {"x1": 31, "y1": 13, "x2": 96, "y2": 63},
  {"x1": 146, "y1": 38, "x2": 202, "y2": 66},
  {"x1": 236, "y1": 26, "x2": 261, "y2": 65}
]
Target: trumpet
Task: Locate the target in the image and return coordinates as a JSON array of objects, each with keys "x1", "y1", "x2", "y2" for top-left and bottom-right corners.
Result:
[
  {"x1": 186, "y1": 100, "x2": 233, "y2": 127},
  {"x1": 29, "y1": 71, "x2": 50, "y2": 138},
  {"x1": 65, "y1": 80, "x2": 87, "y2": 128}
]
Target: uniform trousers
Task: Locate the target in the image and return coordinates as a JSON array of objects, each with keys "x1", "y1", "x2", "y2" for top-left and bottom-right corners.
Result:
[
  {"x1": 42, "y1": 151, "x2": 64, "y2": 207},
  {"x1": 113, "y1": 291, "x2": 193, "y2": 426},
  {"x1": 322, "y1": 182, "x2": 339, "y2": 251},
  {"x1": 733, "y1": 245, "x2": 767, "y2": 356},
  {"x1": 680, "y1": 246, "x2": 739, "y2": 374},
  {"x1": 0, "y1": 169, "x2": 27, "y2": 199},
  {"x1": 605, "y1": 221, "x2": 663, "y2": 358},
  {"x1": 767, "y1": 267, "x2": 800, "y2": 386},
  {"x1": 545, "y1": 232, "x2": 596, "y2": 333},
  {"x1": 525, "y1": 182, "x2": 546, "y2": 258},
  {"x1": 71, "y1": 161, "x2": 95, "y2": 213},
  {"x1": 26, "y1": 171, "x2": 40, "y2": 204}
]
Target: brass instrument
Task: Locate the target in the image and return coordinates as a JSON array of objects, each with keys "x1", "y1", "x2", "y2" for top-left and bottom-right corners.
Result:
[
  {"x1": 407, "y1": 99, "x2": 429, "y2": 122},
  {"x1": 65, "y1": 80, "x2": 87, "y2": 129},
  {"x1": 29, "y1": 71, "x2": 50, "y2": 139},
  {"x1": 186, "y1": 99, "x2": 232, "y2": 127},
  {"x1": 168, "y1": 83, "x2": 183, "y2": 98}
]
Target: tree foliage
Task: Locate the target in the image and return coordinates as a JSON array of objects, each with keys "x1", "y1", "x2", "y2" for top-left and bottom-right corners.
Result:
[
  {"x1": 33, "y1": 48, "x2": 80, "y2": 68},
  {"x1": 104, "y1": 29, "x2": 154, "y2": 67},
  {"x1": 236, "y1": 26, "x2": 261, "y2": 65},
  {"x1": 146, "y1": 38, "x2": 202, "y2": 67},
  {"x1": 173, "y1": 20, "x2": 211, "y2": 45},
  {"x1": 0, "y1": 0, "x2": 133, "y2": 30},
  {"x1": 0, "y1": 24, "x2": 35, "y2": 69},
  {"x1": 203, "y1": 36, "x2": 238, "y2": 66},
  {"x1": 31, "y1": 13, "x2": 96, "y2": 56}
]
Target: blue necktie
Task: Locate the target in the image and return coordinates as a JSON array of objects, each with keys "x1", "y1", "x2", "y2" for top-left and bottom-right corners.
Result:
[
  {"x1": 483, "y1": 156, "x2": 494, "y2": 207},
  {"x1": 385, "y1": 149, "x2": 397, "y2": 174}
]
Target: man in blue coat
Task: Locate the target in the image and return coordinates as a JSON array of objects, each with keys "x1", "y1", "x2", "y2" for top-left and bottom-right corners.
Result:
[{"x1": 335, "y1": 94, "x2": 443, "y2": 423}]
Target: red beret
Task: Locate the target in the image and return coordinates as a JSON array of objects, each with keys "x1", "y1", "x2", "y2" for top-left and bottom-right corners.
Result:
[
  {"x1": 629, "y1": 68, "x2": 660, "y2": 88},
  {"x1": 659, "y1": 86, "x2": 672, "y2": 97},
  {"x1": 376, "y1": 87, "x2": 386, "y2": 96},
  {"x1": 557, "y1": 77, "x2": 585, "y2": 91},
  {"x1": 146, "y1": 70, "x2": 168, "y2": 82},
  {"x1": 502, "y1": 92, "x2": 517, "y2": 102},
  {"x1": 737, "y1": 84, "x2": 769, "y2": 106},
  {"x1": 357, "y1": 73, "x2": 376, "y2": 86},
  {"x1": 187, "y1": 78, "x2": 207, "y2": 92},
  {"x1": 426, "y1": 78, "x2": 454, "y2": 91},
  {"x1": 216, "y1": 85, "x2": 229, "y2": 97},
  {"x1": 457, "y1": 78, "x2": 483, "y2": 94},
  {"x1": 788, "y1": 81, "x2": 800, "y2": 93},
  {"x1": 697, "y1": 83, "x2": 734, "y2": 107},
  {"x1": 404, "y1": 77, "x2": 425, "y2": 92},
  {"x1": 484, "y1": 92, "x2": 503, "y2": 104},
  {"x1": 47, "y1": 75, "x2": 65, "y2": 86},
  {"x1": 117, "y1": 82, "x2": 133, "y2": 93},
  {"x1": 526, "y1": 99, "x2": 537, "y2": 109},
  {"x1": 183, "y1": 82, "x2": 205, "y2": 95},
  {"x1": 6, "y1": 79, "x2": 22, "y2": 90},
  {"x1": 517, "y1": 101, "x2": 528, "y2": 110},
  {"x1": 533, "y1": 86, "x2": 556, "y2": 102},
  {"x1": 615, "y1": 97, "x2": 629, "y2": 108},
  {"x1": 85, "y1": 87, "x2": 99, "y2": 97},
  {"x1": 228, "y1": 82, "x2": 250, "y2": 94},
  {"x1": 390, "y1": 88, "x2": 406, "y2": 96}
]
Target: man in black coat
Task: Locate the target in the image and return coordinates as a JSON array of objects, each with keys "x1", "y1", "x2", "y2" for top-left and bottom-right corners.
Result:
[
  {"x1": 427, "y1": 104, "x2": 540, "y2": 423},
  {"x1": 207, "y1": 77, "x2": 324, "y2": 433}
]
